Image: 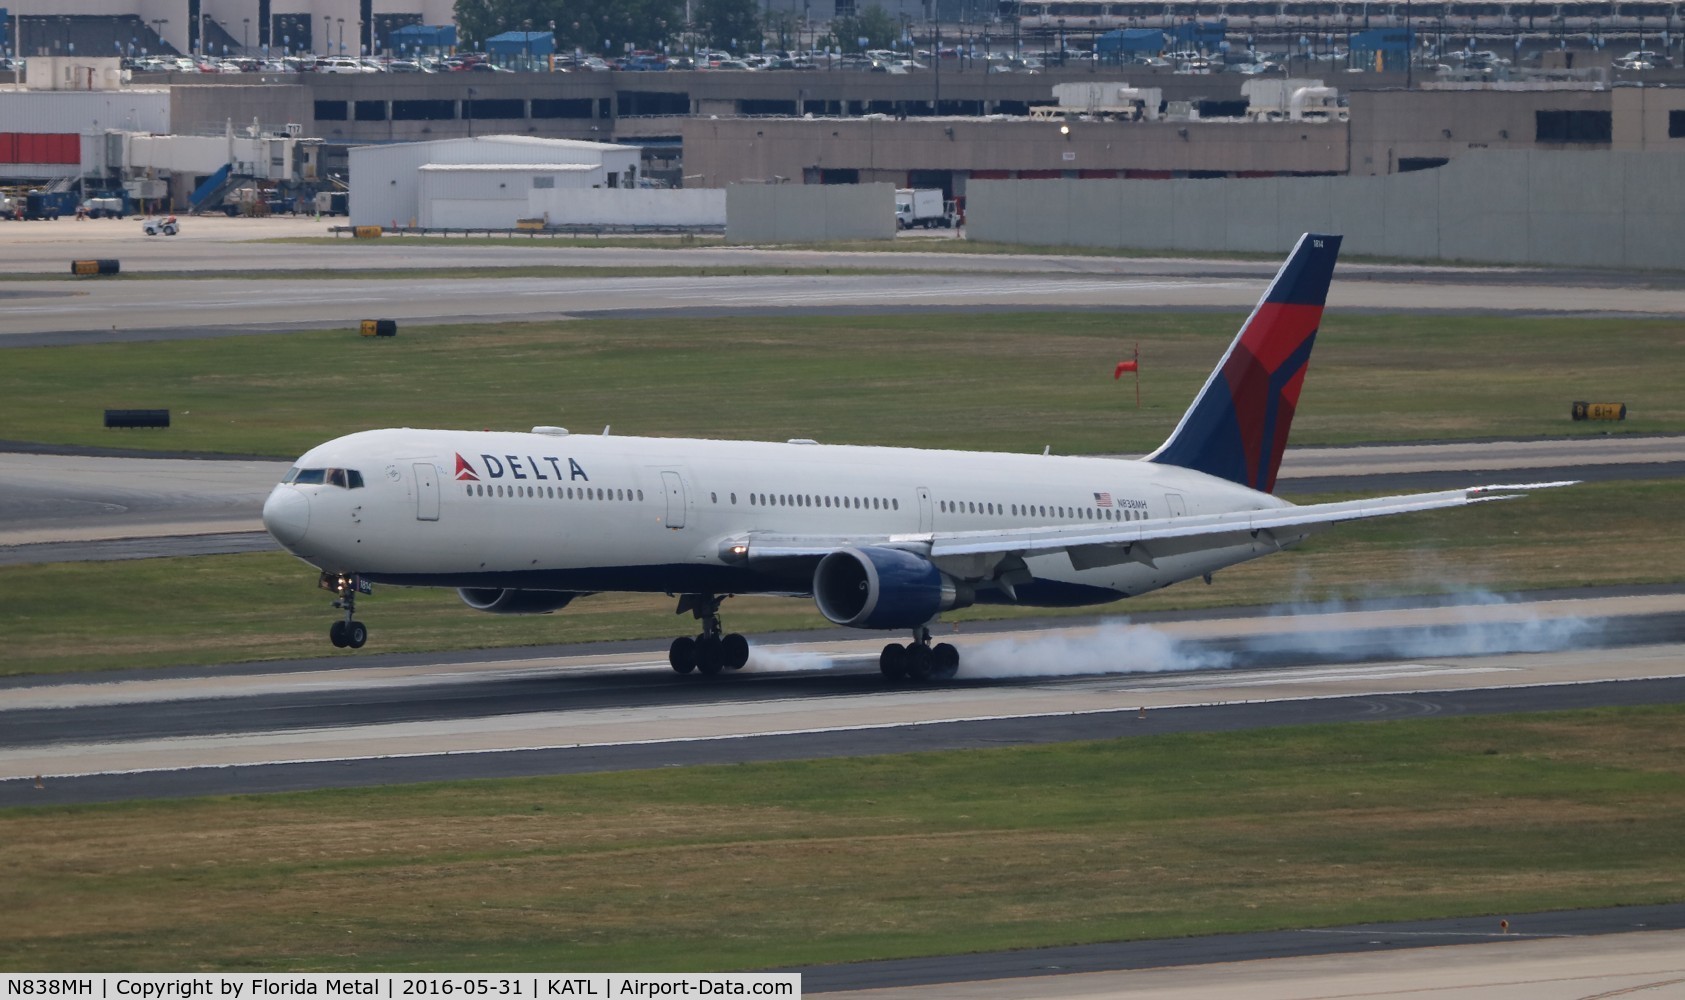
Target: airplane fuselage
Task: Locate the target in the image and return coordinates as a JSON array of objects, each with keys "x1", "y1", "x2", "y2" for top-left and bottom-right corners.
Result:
[{"x1": 264, "y1": 427, "x2": 1298, "y2": 607}]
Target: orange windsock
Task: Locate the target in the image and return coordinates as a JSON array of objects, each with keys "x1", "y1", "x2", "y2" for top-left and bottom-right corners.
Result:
[{"x1": 1114, "y1": 360, "x2": 1139, "y2": 378}]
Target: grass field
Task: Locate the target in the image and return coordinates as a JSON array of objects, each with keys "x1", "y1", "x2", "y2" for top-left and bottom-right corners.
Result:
[
  {"x1": 4, "y1": 477, "x2": 1681, "y2": 677},
  {"x1": 3, "y1": 706, "x2": 1682, "y2": 971},
  {"x1": 2, "y1": 313, "x2": 1680, "y2": 458}
]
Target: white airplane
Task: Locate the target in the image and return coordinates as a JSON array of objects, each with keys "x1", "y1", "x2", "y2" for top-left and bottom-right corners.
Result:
[{"x1": 262, "y1": 233, "x2": 1570, "y2": 679}]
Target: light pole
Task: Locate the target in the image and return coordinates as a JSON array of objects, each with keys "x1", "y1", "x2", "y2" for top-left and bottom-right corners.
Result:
[
  {"x1": 323, "y1": 14, "x2": 330, "y2": 57},
  {"x1": 243, "y1": 18, "x2": 249, "y2": 55},
  {"x1": 337, "y1": 18, "x2": 345, "y2": 57}
]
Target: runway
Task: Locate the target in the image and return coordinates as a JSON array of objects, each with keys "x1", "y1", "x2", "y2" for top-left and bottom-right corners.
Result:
[
  {"x1": 4, "y1": 217, "x2": 1685, "y2": 347},
  {"x1": 5, "y1": 591, "x2": 1683, "y2": 800}
]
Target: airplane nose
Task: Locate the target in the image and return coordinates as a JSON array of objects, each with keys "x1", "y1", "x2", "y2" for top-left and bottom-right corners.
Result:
[{"x1": 262, "y1": 487, "x2": 310, "y2": 547}]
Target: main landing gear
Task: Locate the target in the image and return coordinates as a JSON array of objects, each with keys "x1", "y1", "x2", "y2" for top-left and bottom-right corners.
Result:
[
  {"x1": 321, "y1": 572, "x2": 370, "y2": 649},
  {"x1": 668, "y1": 593, "x2": 750, "y2": 676},
  {"x1": 880, "y1": 626, "x2": 959, "y2": 682}
]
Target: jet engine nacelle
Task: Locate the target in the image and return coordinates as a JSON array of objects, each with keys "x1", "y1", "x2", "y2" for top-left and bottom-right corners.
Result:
[
  {"x1": 457, "y1": 588, "x2": 578, "y2": 615},
  {"x1": 813, "y1": 546, "x2": 973, "y2": 630}
]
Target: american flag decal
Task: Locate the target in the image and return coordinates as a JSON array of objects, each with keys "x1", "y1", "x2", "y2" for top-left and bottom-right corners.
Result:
[{"x1": 1094, "y1": 492, "x2": 1113, "y2": 507}]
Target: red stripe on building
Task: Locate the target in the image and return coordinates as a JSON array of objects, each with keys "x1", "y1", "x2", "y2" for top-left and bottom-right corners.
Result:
[{"x1": 0, "y1": 133, "x2": 80, "y2": 165}]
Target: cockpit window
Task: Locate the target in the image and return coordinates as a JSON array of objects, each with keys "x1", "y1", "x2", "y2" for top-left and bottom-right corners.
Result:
[{"x1": 283, "y1": 467, "x2": 362, "y2": 488}]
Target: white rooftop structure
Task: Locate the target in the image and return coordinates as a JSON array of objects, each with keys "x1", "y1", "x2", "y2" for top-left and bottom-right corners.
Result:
[{"x1": 348, "y1": 135, "x2": 641, "y2": 228}]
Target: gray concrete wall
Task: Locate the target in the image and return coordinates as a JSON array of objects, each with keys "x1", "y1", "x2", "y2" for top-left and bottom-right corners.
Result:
[
  {"x1": 968, "y1": 151, "x2": 1685, "y2": 269},
  {"x1": 726, "y1": 182, "x2": 896, "y2": 244}
]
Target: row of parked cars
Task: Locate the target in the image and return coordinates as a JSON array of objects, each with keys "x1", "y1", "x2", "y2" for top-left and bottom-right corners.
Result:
[{"x1": 123, "y1": 54, "x2": 516, "y2": 74}]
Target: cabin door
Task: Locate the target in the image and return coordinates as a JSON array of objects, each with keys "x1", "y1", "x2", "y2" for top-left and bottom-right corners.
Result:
[
  {"x1": 661, "y1": 471, "x2": 687, "y2": 529},
  {"x1": 414, "y1": 463, "x2": 440, "y2": 521}
]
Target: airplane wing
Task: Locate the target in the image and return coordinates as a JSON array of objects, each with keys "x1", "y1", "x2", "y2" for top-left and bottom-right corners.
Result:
[{"x1": 736, "y1": 481, "x2": 1576, "y2": 581}]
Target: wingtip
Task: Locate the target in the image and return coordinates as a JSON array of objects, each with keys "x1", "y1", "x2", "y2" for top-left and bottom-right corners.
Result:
[{"x1": 1467, "y1": 480, "x2": 1582, "y2": 495}]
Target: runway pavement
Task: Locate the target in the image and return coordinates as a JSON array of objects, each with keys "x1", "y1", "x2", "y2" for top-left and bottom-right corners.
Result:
[
  {"x1": 807, "y1": 910, "x2": 1685, "y2": 997},
  {"x1": 4, "y1": 217, "x2": 1685, "y2": 347},
  {"x1": 5, "y1": 591, "x2": 1682, "y2": 797}
]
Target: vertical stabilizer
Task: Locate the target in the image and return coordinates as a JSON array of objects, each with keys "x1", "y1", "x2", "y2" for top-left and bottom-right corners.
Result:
[{"x1": 1146, "y1": 233, "x2": 1342, "y2": 493}]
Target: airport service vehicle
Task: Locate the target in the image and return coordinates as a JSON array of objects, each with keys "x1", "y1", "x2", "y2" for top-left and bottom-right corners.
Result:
[
  {"x1": 262, "y1": 234, "x2": 1570, "y2": 677},
  {"x1": 314, "y1": 191, "x2": 349, "y2": 216},
  {"x1": 81, "y1": 196, "x2": 126, "y2": 218},
  {"x1": 142, "y1": 215, "x2": 179, "y2": 236},
  {"x1": 894, "y1": 188, "x2": 947, "y2": 229}
]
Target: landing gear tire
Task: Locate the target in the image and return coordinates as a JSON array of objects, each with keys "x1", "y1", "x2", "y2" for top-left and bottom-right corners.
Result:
[
  {"x1": 695, "y1": 633, "x2": 724, "y2": 676},
  {"x1": 930, "y1": 642, "x2": 959, "y2": 680},
  {"x1": 881, "y1": 631, "x2": 960, "y2": 682},
  {"x1": 325, "y1": 572, "x2": 370, "y2": 650},
  {"x1": 879, "y1": 643, "x2": 906, "y2": 680},
  {"x1": 903, "y1": 643, "x2": 933, "y2": 681},
  {"x1": 721, "y1": 632, "x2": 750, "y2": 670},
  {"x1": 669, "y1": 635, "x2": 697, "y2": 675},
  {"x1": 672, "y1": 594, "x2": 749, "y2": 678}
]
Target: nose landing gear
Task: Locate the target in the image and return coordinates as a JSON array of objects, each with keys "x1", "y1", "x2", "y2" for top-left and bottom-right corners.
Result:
[
  {"x1": 320, "y1": 572, "x2": 371, "y2": 649},
  {"x1": 668, "y1": 593, "x2": 750, "y2": 676}
]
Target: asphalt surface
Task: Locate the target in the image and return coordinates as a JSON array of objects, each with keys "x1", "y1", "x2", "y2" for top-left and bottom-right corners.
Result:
[
  {"x1": 792, "y1": 903, "x2": 1685, "y2": 993},
  {"x1": 3, "y1": 217, "x2": 1685, "y2": 347},
  {"x1": 6, "y1": 675, "x2": 1682, "y2": 809}
]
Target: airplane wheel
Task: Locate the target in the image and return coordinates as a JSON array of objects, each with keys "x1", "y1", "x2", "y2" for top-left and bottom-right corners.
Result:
[
  {"x1": 347, "y1": 621, "x2": 368, "y2": 649},
  {"x1": 695, "y1": 634, "x2": 724, "y2": 676},
  {"x1": 903, "y1": 643, "x2": 933, "y2": 681},
  {"x1": 669, "y1": 635, "x2": 697, "y2": 674},
  {"x1": 721, "y1": 633, "x2": 750, "y2": 670},
  {"x1": 329, "y1": 621, "x2": 348, "y2": 648},
  {"x1": 931, "y1": 643, "x2": 959, "y2": 680},
  {"x1": 879, "y1": 643, "x2": 906, "y2": 680}
]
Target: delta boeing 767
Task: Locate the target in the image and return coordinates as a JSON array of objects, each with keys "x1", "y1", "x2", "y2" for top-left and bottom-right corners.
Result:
[{"x1": 261, "y1": 234, "x2": 1569, "y2": 680}]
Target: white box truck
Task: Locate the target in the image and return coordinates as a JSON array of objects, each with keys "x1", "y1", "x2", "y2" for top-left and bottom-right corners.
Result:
[{"x1": 894, "y1": 188, "x2": 947, "y2": 229}]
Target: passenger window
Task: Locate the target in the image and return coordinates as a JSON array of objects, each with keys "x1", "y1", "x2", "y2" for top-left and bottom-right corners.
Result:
[
  {"x1": 892, "y1": 499, "x2": 899, "y2": 510},
  {"x1": 731, "y1": 493, "x2": 737, "y2": 504}
]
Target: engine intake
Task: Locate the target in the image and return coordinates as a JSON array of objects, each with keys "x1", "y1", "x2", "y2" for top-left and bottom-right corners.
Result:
[
  {"x1": 457, "y1": 588, "x2": 579, "y2": 615},
  {"x1": 813, "y1": 546, "x2": 972, "y2": 630}
]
